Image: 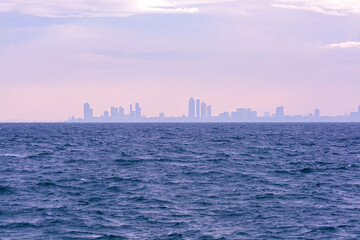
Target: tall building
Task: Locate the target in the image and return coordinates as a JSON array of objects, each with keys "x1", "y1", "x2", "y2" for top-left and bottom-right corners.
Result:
[
  {"x1": 201, "y1": 101, "x2": 207, "y2": 119},
  {"x1": 104, "y1": 111, "x2": 109, "y2": 119},
  {"x1": 188, "y1": 98, "x2": 195, "y2": 118},
  {"x1": 276, "y1": 106, "x2": 284, "y2": 118},
  {"x1": 83, "y1": 102, "x2": 93, "y2": 121},
  {"x1": 130, "y1": 104, "x2": 135, "y2": 118},
  {"x1": 111, "y1": 107, "x2": 118, "y2": 119},
  {"x1": 315, "y1": 108, "x2": 320, "y2": 118},
  {"x1": 207, "y1": 105, "x2": 212, "y2": 118},
  {"x1": 196, "y1": 99, "x2": 200, "y2": 118},
  {"x1": 119, "y1": 106, "x2": 125, "y2": 118},
  {"x1": 135, "y1": 103, "x2": 141, "y2": 119}
]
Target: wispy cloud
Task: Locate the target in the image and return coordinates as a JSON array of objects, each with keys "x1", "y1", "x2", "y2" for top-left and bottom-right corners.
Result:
[
  {"x1": 327, "y1": 41, "x2": 360, "y2": 49},
  {"x1": 0, "y1": 0, "x2": 231, "y2": 18},
  {"x1": 272, "y1": 0, "x2": 360, "y2": 16}
]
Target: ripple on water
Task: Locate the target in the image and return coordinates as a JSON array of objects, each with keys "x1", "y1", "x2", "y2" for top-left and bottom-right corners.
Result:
[{"x1": 0, "y1": 123, "x2": 360, "y2": 239}]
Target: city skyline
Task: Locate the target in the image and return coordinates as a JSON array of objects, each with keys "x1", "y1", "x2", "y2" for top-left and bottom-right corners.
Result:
[
  {"x1": 70, "y1": 98, "x2": 360, "y2": 122},
  {"x1": 1, "y1": 1, "x2": 360, "y2": 121}
]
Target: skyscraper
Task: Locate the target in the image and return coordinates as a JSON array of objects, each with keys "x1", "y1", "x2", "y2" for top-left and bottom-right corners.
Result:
[
  {"x1": 201, "y1": 101, "x2": 207, "y2": 119},
  {"x1": 130, "y1": 104, "x2": 134, "y2": 118},
  {"x1": 135, "y1": 103, "x2": 141, "y2": 119},
  {"x1": 104, "y1": 111, "x2": 109, "y2": 119},
  {"x1": 207, "y1": 105, "x2": 212, "y2": 118},
  {"x1": 84, "y1": 103, "x2": 89, "y2": 120},
  {"x1": 315, "y1": 108, "x2": 320, "y2": 118},
  {"x1": 119, "y1": 106, "x2": 125, "y2": 118},
  {"x1": 111, "y1": 107, "x2": 118, "y2": 119},
  {"x1": 83, "y1": 102, "x2": 93, "y2": 121},
  {"x1": 188, "y1": 98, "x2": 195, "y2": 118},
  {"x1": 196, "y1": 99, "x2": 200, "y2": 118},
  {"x1": 276, "y1": 106, "x2": 284, "y2": 118}
]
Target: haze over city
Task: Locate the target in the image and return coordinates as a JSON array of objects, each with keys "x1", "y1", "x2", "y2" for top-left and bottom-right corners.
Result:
[
  {"x1": 71, "y1": 99, "x2": 360, "y2": 122},
  {"x1": 1, "y1": 0, "x2": 360, "y2": 121}
]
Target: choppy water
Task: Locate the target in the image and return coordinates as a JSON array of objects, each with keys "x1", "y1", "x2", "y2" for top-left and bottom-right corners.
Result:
[{"x1": 0, "y1": 123, "x2": 360, "y2": 239}]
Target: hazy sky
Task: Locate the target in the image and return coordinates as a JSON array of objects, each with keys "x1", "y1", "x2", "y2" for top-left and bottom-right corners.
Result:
[{"x1": 0, "y1": 0, "x2": 360, "y2": 121}]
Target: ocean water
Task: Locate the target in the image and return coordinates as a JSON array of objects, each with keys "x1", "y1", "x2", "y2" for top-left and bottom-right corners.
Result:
[{"x1": 0, "y1": 123, "x2": 360, "y2": 239}]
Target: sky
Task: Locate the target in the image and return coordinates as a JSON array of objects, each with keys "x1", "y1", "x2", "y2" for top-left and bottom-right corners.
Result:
[{"x1": 0, "y1": 0, "x2": 359, "y2": 121}]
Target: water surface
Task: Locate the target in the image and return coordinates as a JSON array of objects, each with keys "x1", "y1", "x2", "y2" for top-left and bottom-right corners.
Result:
[{"x1": 0, "y1": 123, "x2": 359, "y2": 239}]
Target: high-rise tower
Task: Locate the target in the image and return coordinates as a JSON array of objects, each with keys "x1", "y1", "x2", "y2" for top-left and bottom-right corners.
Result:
[
  {"x1": 111, "y1": 107, "x2": 118, "y2": 119},
  {"x1": 201, "y1": 101, "x2": 207, "y2": 119},
  {"x1": 315, "y1": 108, "x2": 320, "y2": 118},
  {"x1": 276, "y1": 106, "x2": 284, "y2": 118},
  {"x1": 130, "y1": 104, "x2": 134, "y2": 118},
  {"x1": 207, "y1": 105, "x2": 212, "y2": 118},
  {"x1": 135, "y1": 103, "x2": 141, "y2": 119},
  {"x1": 196, "y1": 99, "x2": 200, "y2": 118},
  {"x1": 119, "y1": 106, "x2": 125, "y2": 118},
  {"x1": 188, "y1": 98, "x2": 195, "y2": 118},
  {"x1": 84, "y1": 103, "x2": 93, "y2": 121}
]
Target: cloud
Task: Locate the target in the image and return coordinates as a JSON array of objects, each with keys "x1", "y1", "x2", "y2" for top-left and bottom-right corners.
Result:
[
  {"x1": 327, "y1": 41, "x2": 360, "y2": 49},
  {"x1": 0, "y1": 0, "x2": 359, "y2": 22},
  {"x1": 9, "y1": 0, "x2": 358, "y2": 19},
  {"x1": 272, "y1": 0, "x2": 360, "y2": 16},
  {"x1": 0, "y1": 0, "x2": 231, "y2": 18}
]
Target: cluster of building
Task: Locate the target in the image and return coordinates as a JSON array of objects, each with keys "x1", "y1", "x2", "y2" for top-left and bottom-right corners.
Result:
[
  {"x1": 83, "y1": 102, "x2": 142, "y2": 122},
  {"x1": 188, "y1": 98, "x2": 212, "y2": 119},
  {"x1": 72, "y1": 99, "x2": 360, "y2": 122}
]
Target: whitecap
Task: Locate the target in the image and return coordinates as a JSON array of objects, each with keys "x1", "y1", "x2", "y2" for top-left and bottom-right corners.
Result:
[{"x1": 0, "y1": 153, "x2": 27, "y2": 158}]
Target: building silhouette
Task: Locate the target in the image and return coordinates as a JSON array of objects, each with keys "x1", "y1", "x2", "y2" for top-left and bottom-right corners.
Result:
[
  {"x1": 74, "y1": 101, "x2": 360, "y2": 123},
  {"x1": 135, "y1": 103, "x2": 141, "y2": 119},
  {"x1": 119, "y1": 106, "x2": 125, "y2": 118},
  {"x1": 196, "y1": 99, "x2": 200, "y2": 118},
  {"x1": 130, "y1": 104, "x2": 135, "y2": 118},
  {"x1": 201, "y1": 101, "x2": 207, "y2": 119},
  {"x1": 248, "y1": 110, "x2": 257, "y2": 119},
  {"x1": 207, "y1": 105, "x2": 212, "y2": 118},
  {"x1": 188, "y1": 98, "x2": 195, "y2": 118},
  {"x1": 232, "y1": 108, "x2": 248, "y2": 119},
  {"x1": 83, "y1": 103, "x2": 93, "y2": 121},
  {"x1": 231, "y1": 108, "x2": 257, "y2": 121},
  {"x1": 218, "y1": 112, "x2": 229, "y2": 121},
  {"x1": 104, "y1": 111, "x2": 109, "y2": 119},
  {"x1": 111, "y1": 107, "x2": 118, "y2": 119},
  {"x1": 315, "y1": 108, "x2": 320, "y2": 118},
  {"x1": 276, "y1": 106, "x2": 284, "y2": 118}
]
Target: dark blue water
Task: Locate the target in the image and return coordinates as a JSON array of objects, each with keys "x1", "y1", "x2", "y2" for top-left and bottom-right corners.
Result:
[{"x1": 0, "y1": 123, "x2": 360, "y2": 239}]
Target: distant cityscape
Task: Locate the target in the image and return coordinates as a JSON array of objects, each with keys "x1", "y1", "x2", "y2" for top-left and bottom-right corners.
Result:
[{"x1": 68, "y1": 98, "x2": 360, "y2": 122}]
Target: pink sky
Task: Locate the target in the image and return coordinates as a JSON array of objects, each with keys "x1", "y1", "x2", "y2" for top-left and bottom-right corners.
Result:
[{"x1": 0, "y1": 0, "x2": 360, "y2": 121}]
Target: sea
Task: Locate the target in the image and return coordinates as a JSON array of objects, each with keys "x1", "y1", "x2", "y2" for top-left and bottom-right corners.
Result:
[{"x1": 0, "y1": 123, "x2": 359, "y2": 239}]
